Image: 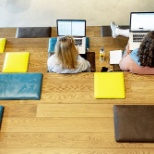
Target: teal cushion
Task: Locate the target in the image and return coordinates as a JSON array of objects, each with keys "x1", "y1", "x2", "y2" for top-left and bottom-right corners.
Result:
[
  {"x1": 0, "y1": 73, "x2": 43, "y2": 100},
  {"x1": 86, "y1": 37, "x2": 90, "y2": 49},
  {"x1": 48, "y1": 37, "x2": 90, "y2": 52},
  {"x1": 0, "y1": 106, "x2": 4, "y2": 128},
  {"x1": 48, "y1": 38, "x2": 57, "y2": 52}
]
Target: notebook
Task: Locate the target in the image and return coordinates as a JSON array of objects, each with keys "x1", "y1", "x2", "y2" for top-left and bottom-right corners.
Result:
[
  {"x1": 57, "y1": 19, "x2": 86, "y2": 54},
  {"x1": 129, "y1": 12, "x2": 154, "y2": 50},
  {"x1": 94, "y1": 72, "x2": 125, "y2": 98}
]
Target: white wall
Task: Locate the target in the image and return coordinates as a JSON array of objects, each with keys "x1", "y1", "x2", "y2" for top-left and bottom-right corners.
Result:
[{"x1": 0, "y1": 0, "x2": 153, "y2": 27}]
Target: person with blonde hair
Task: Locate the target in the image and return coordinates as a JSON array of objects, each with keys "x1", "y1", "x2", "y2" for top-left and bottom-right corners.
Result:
[{"x1": 47, "y1": 36, "x2": 91, "y2": 73}]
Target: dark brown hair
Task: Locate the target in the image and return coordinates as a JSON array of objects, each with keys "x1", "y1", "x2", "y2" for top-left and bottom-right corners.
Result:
[{"x1": 138, "y1": 31, "x2": 154, "y2": 67}]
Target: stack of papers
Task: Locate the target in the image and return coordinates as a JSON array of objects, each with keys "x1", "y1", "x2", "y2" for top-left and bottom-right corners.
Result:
[{"x1": 110, "y1": 50, "x2": 122, "y2": 64}]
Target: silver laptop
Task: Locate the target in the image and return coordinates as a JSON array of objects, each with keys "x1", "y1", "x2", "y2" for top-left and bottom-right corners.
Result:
[
  {"x1": 57, "y1": 19, "x2": 86, "y2": 54},
  {"x1": 129, "y1": 12, "x2": 154, "y2": 50}
]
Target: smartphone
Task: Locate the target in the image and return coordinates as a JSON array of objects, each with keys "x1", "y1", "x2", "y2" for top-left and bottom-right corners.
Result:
[{"x1": 101, "y1": 67, "x2": 108, "y2": 72}]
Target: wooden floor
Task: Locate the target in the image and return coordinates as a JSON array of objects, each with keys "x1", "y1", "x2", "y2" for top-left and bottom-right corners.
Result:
[{"x1": 0, "y1": 27, "x2": 154, "y2": 154}]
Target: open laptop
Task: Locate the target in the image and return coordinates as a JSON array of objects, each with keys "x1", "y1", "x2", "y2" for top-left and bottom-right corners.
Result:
[
  {"x1": 57, "y1": 19, "x2": 86, "y2": 54},
  {"x1": 129, "y1": 12, "x2": 154, "y2": 50}
]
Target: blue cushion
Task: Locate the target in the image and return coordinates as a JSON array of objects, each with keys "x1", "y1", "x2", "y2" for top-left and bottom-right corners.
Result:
[
  {"x1": 0, "y1": 73, "x2": 43, "y2": 100},
  {"x1": 86, "y1": 37, "x2": 90, "y2": 49},
  {"x1": 48, "y1": 38, "x2": 57, "y2": 52},
  {"x1": 48, "y1": 37, "x2": 90, "y2": 52},
  {"x1": 0, "y1": 106, "x2": 4, "y2": 128}
]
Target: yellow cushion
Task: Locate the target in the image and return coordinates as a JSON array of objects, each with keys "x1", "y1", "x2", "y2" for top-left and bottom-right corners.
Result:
[
  {"x1": 94, "y1": 72, "x2": 125, "y2": 98},
  {"x1": 2, "y1": 52, "x2": 30, "y2": 72},
  {"x1": 0, "y1": 38, "x2": 6, "y2": 53}
]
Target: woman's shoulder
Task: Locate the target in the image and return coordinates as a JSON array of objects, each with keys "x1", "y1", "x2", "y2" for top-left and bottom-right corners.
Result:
[
  {"x1": 131, "y1": 48, "x2": 138, "y2": 54},
  {"x1": 78, "y1": 55, "x2": 90, "y2": 64},
  {"x1": 77, "y1": 55, "x2": 88, "y2": 61},
  {"x1": 130, "y1": 48, "x2": 140, "y2": 65},
  {"x1": 47, "y1": 54, "x2": 60, "y2": 64},
  {"x1": 48, "y1": 53, "x2": 56, "y2": 59},
  {"x1": 48, "y1": 54, "x2": 57, "y2": 61}
]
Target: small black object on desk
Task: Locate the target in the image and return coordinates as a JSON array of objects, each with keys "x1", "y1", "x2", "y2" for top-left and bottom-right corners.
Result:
[{"x1": 101, "y1": 67, "x2": 108, "y2": 72}]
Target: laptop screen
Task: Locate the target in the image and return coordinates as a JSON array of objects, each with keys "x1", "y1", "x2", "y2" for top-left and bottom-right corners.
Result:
[
  {"x1": 57, "y1": 19, "x2": 86, "y2": 37},
  {"x1": 130, "y1": 12, "x2": 154, "y2": 32}
]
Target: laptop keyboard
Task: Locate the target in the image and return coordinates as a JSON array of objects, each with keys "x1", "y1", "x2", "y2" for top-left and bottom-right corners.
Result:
[
  {"x1": 133, "y1": 34, "x2": 146, "y2": 42},
  {"x1": 74, "y1": 39, "x2": 82, "y2": 46}
]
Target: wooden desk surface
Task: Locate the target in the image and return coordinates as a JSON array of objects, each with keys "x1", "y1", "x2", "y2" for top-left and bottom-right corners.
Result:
[{"x1": 0, "y1": 27, "x2": 154, "y2": 154}]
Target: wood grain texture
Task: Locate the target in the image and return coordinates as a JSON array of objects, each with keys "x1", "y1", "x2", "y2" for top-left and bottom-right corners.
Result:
[
  {"x1": 36, "y1": 104, "x2": 113, "y2": 117},
  {"x1": 0, "y1": 27, "x2": 154, "y2": 154},
  {"x1": 1, "y1": 149, "x2": 154, "y2": 154},
  {"x1": 1, "y1": 117, "x2": 114, "y2": 133},
  {"x1": 0, "y1": 132, "x2": 154, "y2": 148}
]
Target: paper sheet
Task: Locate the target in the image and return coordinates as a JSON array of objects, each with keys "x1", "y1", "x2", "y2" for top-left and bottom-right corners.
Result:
[{"x1": 110, "y1": 50, "x2": 122, "y2": 64}]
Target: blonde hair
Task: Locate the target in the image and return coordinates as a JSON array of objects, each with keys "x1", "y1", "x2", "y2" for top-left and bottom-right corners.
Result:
[{"x1": 55, "y1": 36, "x2": 79, "y2": 69}]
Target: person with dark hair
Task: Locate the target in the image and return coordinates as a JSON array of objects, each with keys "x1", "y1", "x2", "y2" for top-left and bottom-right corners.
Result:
[
  {"x1": 47, "y1": 35, "x2": 91, "y2": 73},
  {"x1": 110, "y1": 22, "x2": 154, "y2": 74}
]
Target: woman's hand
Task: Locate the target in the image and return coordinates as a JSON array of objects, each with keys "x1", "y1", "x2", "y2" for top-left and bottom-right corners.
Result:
[{"x1": 126, "y1": 43, "x2": 132, "y2": 54}]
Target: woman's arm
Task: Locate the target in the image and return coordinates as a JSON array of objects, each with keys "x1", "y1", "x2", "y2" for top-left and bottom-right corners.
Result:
[
  {"x1": 120, "y1": 54, "x2": 154, "y2": 74},
  {"x1": 119, "y1": 54, "x2": 132, "y2": 71},
  {"x1": 119, "y1": 43, "x2": 133, "y2": 71}
]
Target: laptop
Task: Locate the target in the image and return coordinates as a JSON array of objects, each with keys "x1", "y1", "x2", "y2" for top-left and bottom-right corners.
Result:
[
  {"x1": 57, "y1": 19, "x2": 86, "y2": 54},
  {"x1": 129, "y1": 12, "x2": 154, "y2": 50}
]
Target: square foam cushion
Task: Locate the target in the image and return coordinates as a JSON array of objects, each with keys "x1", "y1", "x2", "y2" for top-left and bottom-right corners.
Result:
[
  {"x1": 48, "y1": 38, "x2": 57, "y2": 52},
  {"x1": 0, "y1": 73, "x2": 43, "y2": 100},
  {"x1": 113, "y1": 105, "x2": 154, "y2": 142},
  {"x1": 0, "y1": 38, "x2": 6, "y2": 53},
  {"x1": 16, "y1": 27, "x2": 51, "y2": 38},
  {"x1": 2, "y1": 52, "x2": 30, "y2": 73},
  {"x1": 94, "y1": 72, "x2": 125, "y2": 98}
]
